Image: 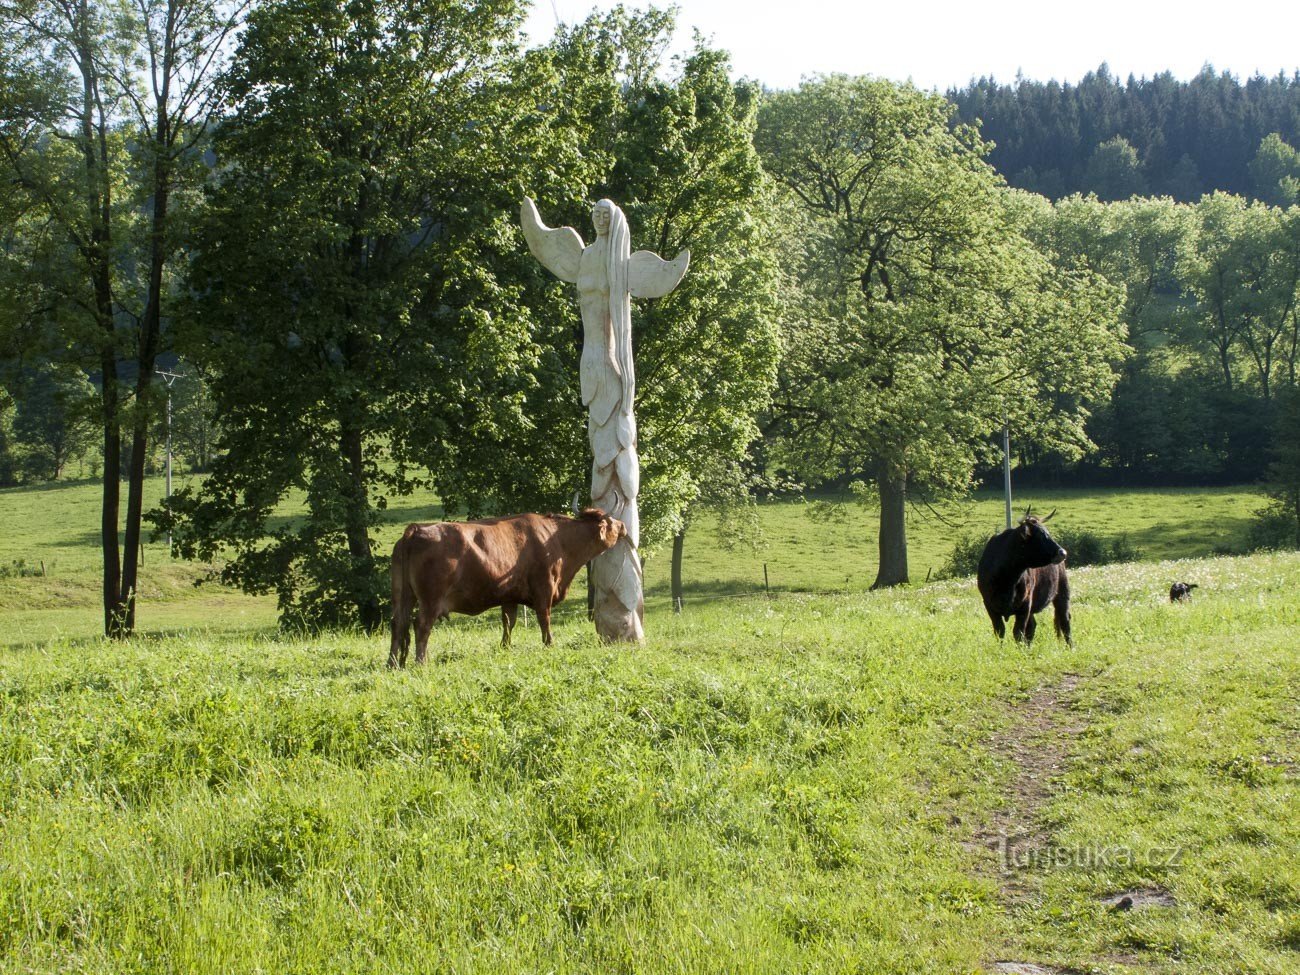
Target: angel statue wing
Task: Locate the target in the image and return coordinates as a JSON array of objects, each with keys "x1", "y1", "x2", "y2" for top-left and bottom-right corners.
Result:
[
  {"x1": 520, "y1": 197, "x2": 583, "y2": 284},
  {"x1": 628, "y1": 248, "x2": 690, "y2": 299}
]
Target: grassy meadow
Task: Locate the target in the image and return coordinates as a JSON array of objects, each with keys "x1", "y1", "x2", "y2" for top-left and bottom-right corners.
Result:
[
  {"x1": 0, "y1": 476, "x2": 1266, "y2": 643},
  {"x1": 1, "y1": 478, "x2": 1297, "y2": 973}
]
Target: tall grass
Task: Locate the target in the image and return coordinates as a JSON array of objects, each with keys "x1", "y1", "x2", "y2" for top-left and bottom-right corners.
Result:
[{"x1": 1, "y1": 552, "x2": 1298, "y2": 972}]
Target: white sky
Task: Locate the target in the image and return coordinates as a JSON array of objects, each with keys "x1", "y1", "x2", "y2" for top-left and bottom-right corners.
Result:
[{"x1": 523, "y1": 0, "x2": 1300, "y2": 91}]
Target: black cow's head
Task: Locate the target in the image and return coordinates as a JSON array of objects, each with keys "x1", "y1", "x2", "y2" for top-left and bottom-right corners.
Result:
[{"x1": 1017, "y1": 508, "x2": 1067, "y2": 568}]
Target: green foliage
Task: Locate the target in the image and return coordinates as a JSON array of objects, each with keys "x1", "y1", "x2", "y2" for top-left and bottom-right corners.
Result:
[
  {"x1": 1250, "y1": 385, "x2": 1300, "y2": 550},
  {"x1": 1083, "y1": 136, "x2": 1149, "y2": 201},
  {"x1": 941, "y1": 527, "x2": 1144, "y2": 579},
  {"x1": 163, "y1": 0, "x2": 595, "y2": 629},
  {"x1": 940, "y1": 524, "x2": 1143, "y2": 580},
  {"x1": 553, "y1": 12, "x2": 782, "y2": 547},
  {"x1": 939, "y1": 531, "x2": 991, "y2": 579},
  {"x1": 757, "y1": 75, "x2": 1125, "y2": 585},
  {"x1": 6, "y1": 363, "x2": 98, "y2": 482},
  {"x1": 1249, "y1": 133, "x2": 1300, "y2": 207},
  {"x1": 1050, "y1": 526, "x2": 1143, "y2": 566}
]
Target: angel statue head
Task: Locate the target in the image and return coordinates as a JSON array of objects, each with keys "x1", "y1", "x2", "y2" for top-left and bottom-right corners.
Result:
[{"x1": 591, "y1": 199, "x2": 613, "y2": 236}]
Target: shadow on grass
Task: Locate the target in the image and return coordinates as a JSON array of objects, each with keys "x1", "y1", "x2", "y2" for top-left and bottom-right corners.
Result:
[{"x1": 1123, "y1": 514, "x2": 1255, "y2": 559}]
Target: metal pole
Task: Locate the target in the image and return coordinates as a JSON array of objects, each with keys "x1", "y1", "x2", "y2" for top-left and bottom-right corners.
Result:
[{"x1": 1002, "y1": 423, "x2": 1013, "y2": 530}]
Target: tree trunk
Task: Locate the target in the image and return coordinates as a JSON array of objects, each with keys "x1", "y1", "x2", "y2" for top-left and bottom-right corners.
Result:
[
  {"x1": 871, "y1": 472, "x2": 909, "y2": 589},
  {"x1": 671, "y1": 529, "x2": 685, "y2": 612},
  {"x1": 74, "y1": 22, "x2": 126, "y2": 638},
  {"x1": 340, "y1": 419, "x2": 380, "y2": 631},
  {"x1": 119, "y1": 165, "x2": 172, "y2": 634},
  {"x1": 100, "y1": 347, "x2": 124, "y2": 637}
]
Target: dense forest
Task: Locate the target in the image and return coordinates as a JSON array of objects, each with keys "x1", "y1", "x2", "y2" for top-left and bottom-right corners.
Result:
[
  {"x1": 949, "y1": 65, "x2": 1300, "y2": 202},
  {"x1": 3, "y1": 0, "x2": 1300, "y2": 635}
]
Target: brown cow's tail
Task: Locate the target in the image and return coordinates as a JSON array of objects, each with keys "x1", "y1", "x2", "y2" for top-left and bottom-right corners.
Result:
[{"x1": 388, "y1": 526, "x2": 418, "y2": 668}]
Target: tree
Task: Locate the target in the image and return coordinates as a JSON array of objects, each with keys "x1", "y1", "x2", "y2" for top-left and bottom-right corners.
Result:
[
  {"x1": 1249, "y1": 133, "x2": 1300, "y2": 207},
  {"x1": 2, "y1": 0, "x2": 128, "y2": 632},
  {"x1": 0, "y1": 0, "x2": 244, "y2": 635},
  {"x1": 162, "y1": 0, "x2": 597, "y2": 630},
  {"x1": 757, "y1": 77, "x2": 1125, "y2": 588},
  {"x1": 9, "y1": 363, "x2": 98, "y2": 479},
  {"x1": 446, "y1": 9, "x2": 781, "y2": 583},
  {"x1": 1178, "y1": 194, "x2": 1300, "y2": 399},
  {"x1": 595, "y1": 28, "x2": 781, "y2": 558},
  {"x1": 1083, "y1": 136, "x2": 1148, "y2": 201},
  {"x1": 1254, "y1": 384, "x2": 1300, "y2": 549}
]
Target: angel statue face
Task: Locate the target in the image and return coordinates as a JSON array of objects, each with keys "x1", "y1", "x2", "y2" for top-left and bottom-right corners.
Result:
[{"x1": 591, "y1": 201, "x2": 613, "y2": 236}]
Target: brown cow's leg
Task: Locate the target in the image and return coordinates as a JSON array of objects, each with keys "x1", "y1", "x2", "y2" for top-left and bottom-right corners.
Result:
[
  {"x1": 536, "y1": 604, "x2": 553, "y2": 645},
  {"x1": 1023, "y1": 613, "x2": 1038, "y2": 646},
  {"x1": 388, "y1": 548, "x2": 411, "y2": 668},
  {"x1": 388, "y1": 614, "x2": 408, "y2": 669},
  {"x1": 414, "y1": 588, "x2": 437, "y2": 665},
  {"x1": 501, "y1": 604, "x2": 518, "y2": 647}
]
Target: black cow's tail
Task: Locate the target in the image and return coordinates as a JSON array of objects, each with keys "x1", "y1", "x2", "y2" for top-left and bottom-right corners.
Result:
[{"x1": 388, "y1": 526, "x2": 417, "y2": 667}]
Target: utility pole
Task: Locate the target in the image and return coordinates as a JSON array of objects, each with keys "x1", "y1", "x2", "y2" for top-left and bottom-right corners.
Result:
[
  {"x1": 158, "y1": 370, "x2": 184, "y2": 555},
  {"x1": 1002, "y1": 423, "x2": 1013, "y2": 531}
]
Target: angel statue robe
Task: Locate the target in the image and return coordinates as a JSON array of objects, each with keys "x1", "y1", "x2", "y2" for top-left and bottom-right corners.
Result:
[{"x1": 520, "y1": 196, "x2": 690, "y2": 642}]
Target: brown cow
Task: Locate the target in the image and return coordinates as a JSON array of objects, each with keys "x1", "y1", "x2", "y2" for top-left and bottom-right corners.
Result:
[{"x1": 388, "y1": 508, "x2": 626, "y2": 667}]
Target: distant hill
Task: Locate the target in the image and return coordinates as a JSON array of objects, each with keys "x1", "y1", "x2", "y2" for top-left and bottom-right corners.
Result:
[{"x1": 948, "y1": 64, "x2": 1300, "y2": 201}]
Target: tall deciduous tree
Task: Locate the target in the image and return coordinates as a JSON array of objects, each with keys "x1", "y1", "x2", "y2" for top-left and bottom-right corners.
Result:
[
  {"x1": 1, "y1": 0, "x2": 128, "y2": 632},
  {"x1": 457, "y1": 9, "x2": 781, "y2": 573},
  {"x1": 162, "y1": 0, "x2": 598, "y2": 629},
  {"x1": 758, "y1": 76, "x2": 1124, "y2": 587},
  {"x1": 0, "y1": 0, "x2": 243, "y2": 635},
  {"x1": 1178, "y1": 193, "x2": 1300, "y2": 399}
]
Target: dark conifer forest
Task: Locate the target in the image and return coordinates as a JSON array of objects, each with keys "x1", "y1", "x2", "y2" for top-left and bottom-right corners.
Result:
[{"x1": 948, "y1": 65, "x2": 1300, "y2": 201}]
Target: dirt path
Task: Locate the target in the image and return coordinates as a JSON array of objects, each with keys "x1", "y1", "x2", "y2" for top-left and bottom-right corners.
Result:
[{"x1": 973, "y1": 673, "x2": 1086, "y2": 903}]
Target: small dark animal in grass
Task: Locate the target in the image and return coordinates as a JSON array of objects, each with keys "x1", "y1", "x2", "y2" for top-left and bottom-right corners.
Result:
[
  {"x1": 1169, "y1": 582, "x2": 1199, "y2": 602},
  {"x1": 977, "y1": 508, "x2": 1072, "y2": 647},
  {"x1": 389, "y1": 509, "x2": 627, "y2": 667}
]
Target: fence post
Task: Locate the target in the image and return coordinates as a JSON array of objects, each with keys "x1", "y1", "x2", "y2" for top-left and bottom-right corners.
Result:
[{"x1": 763, "y1": 563, "x2": 770, "y2": 600}]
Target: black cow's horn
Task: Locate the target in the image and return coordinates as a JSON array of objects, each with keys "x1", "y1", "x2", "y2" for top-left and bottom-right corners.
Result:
[{"x1": 1041, "y1": 508, "x2": 1058, "y2": 523}]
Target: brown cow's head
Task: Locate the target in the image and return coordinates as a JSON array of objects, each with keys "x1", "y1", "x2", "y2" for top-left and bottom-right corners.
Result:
[
  {"x1": 1017, "y1": 509, "x2": 1067, "y2": 567},
  {"x1": 577, "y1": 508, "x2": 628, "y2": 551}
]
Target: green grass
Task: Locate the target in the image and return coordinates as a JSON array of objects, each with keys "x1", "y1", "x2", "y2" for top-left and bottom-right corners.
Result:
[
  {"x1": 1, "y1": 552, "x2": 1298, "y2": 973},
  {"x1": 0, "y1": 477, "x2": 1297, "y2": 970}
]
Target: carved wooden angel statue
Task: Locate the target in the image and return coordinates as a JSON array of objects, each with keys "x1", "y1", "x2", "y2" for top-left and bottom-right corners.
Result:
[{"x1": 521, "y1": 196, "x2": 689, "y2": 642}]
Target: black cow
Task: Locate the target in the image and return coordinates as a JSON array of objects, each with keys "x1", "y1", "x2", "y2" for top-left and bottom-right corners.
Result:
[
  {"x1": 1170, "y1": 582, "x2": 1199, "y2": 602},
  {"x1": 976, "y1": 509, "x2": 1072, "y2": 647}
]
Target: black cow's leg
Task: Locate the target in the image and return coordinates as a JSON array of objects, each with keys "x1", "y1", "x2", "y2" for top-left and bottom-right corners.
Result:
[
  {"x1": 501, "y1": 604, "x2": 518, "y2": 647},
  {"x1": 990, "y1": 614, "x2": 1006, "y2": 640},
  {"x1": 1012, "y1": 610, "x2": 1029, "y2": 643},
  {"x1": 1023, "y1": 613, "x2": 1037, "y2": 646},
  {"x1": 1053, "y1": 593, "x2": 1073, "y2": 647}
]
